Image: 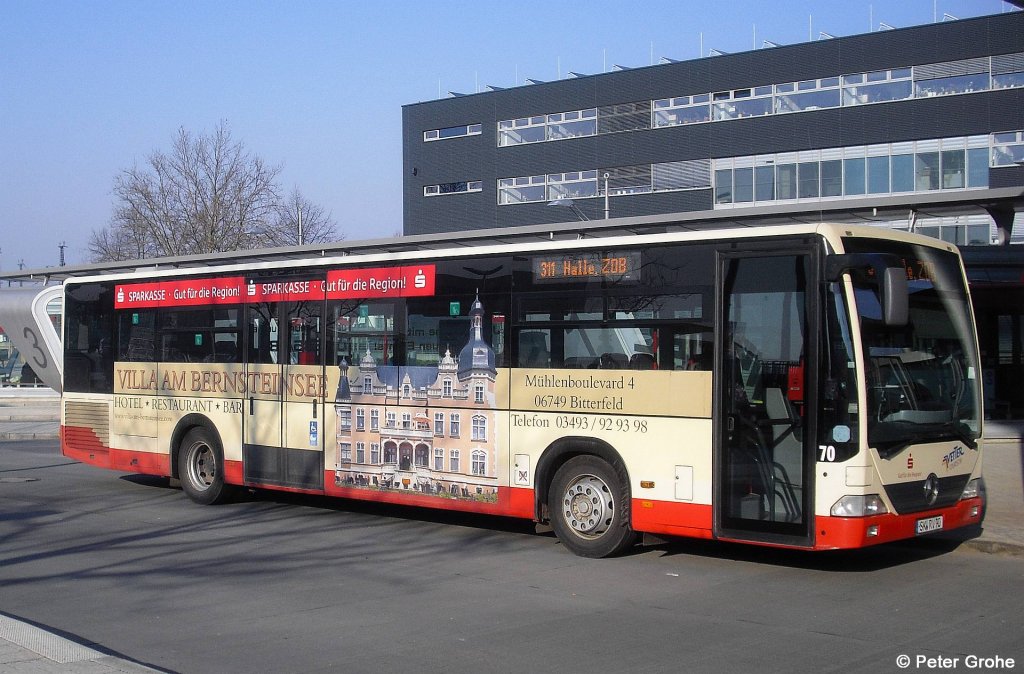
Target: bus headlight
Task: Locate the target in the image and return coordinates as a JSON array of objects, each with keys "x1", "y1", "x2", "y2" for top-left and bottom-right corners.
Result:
[
  {"x1": 831, "y1": 494, "x2": 888, "y2": 517},
  {"x1": 960, "y1": 477, "x2": 984, "y2": 500}
]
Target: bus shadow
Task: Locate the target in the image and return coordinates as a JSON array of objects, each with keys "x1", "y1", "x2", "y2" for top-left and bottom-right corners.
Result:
[
  {"x1": 646, "y1": 529, "x2": 982, "y2": 571},
  {"x1": 116, "y1": 474, "x2": 982, "y2": 570},
  {"x1": 119, "y1": 473, "x2": 541, "y2": 537}
]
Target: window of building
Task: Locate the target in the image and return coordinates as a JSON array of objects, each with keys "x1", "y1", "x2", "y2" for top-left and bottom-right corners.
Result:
[
  {"x1": 434, "y1": 447, "x2": 444, "y2": 471},
  {"x1": 424, "y1": 123, "x2": 482, "y2": 141},
  {"x1": 355, "y1": 442, "x2": 365, "y2": 464},
  {"x1": 424, "y1": 181, "x2": 482, "y2": 197},
  {"x1": 775, "y1": 77, "x2": 841, "y2": 114},
  {"x1": 992, "y1": 130, "x2": 1024, "y2": 167},
  {"x1": 472, "y1": 450, "x2": 486, "y2": 476},
  {"x1": 844, "y1": 156, "x2": 866, "y2": 195},
  {"x1": 498, "y1": 116, "x2": 547, "y2": 146},
  {"x1": 370, "y1": 443, "x2": 380, "y2": 464},
  {"x1": 798, "y1": 162, "x2": 819, "y2": 198},
  {"x1": 820, "y1": 158, "x2": 843, "y2": 197},
  {"x1": 385, "y1": 411, "x2": 396, "y2": 429},
  {"x1": 450, "y1": 413, "x2": 460, "y2": 437},
  {"x1": 474, "y1": 383, "x2": 485, "y2": 404},
  {"x1": 842, "y1": 68, "x2": 913, "y2": 105},
  {"x1": 499, "y1": 110, "x2": 599, "y2": 146},
  {"x1": 356, "y1": 408, "x2": 365, "y2": 431},
  {"x1": 501, "y1": 160, "x2": 709, "y2": 206},
  {"x1": 472, "y1": 415, "x2": 487, "y2": 441},
  {"x1": 777, "y1": 162, "x2": 797, "y2": 200},
  {"x1": 867, "y1": 154, "x2": 890, "y2": 194},
  {"x1": 713, "y1": 135, "x2": 990, "y2": 207},
  {"x1": 434, "y1": 412, "x2": 444, "y2": 436},
  {"x1": 912, "y1": 215, "x2": 993, "y2": 246},
  {"x1": 754, "y1": 165, "x2": 775, "y2": 201},
  {"x1": 733, "y1": 167, "x2": 753, "y2": 202},
  {"x1": 712, "y1": 86, "x2": 773, "y2": 120},
  {"x1": 340, "y1": 443, "x2": 351, "y2": 462},
  {"x1": 547, "y1": 109, "x2": 597, "y2": 140},
  {"x1": 442, "y1": 378, "x2": 453, "y2": 396},
  {"x1": 450, "y1": 448, "x2": 460, "y2": 473},
  {"x1": 914, "y1": 58, "x2": 990, "y2": 98},
  {"x1": 548, "y1": 171, "x2": 599, "y2": 200},
  {"x1": 498, "y1": 175, "x2": 546, "y2": 204},
  {"x1": 992, "y1": 53, "x2": 1024, "y2": 90},
  {"x1": 653, "y1": 94, "x2": 711, "y2": 127}
]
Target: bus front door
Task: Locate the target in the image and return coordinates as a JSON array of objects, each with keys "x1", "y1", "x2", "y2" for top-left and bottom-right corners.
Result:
[
  {"x1": 716, "y1": 251, "x2": 815, "y2": 545},
  {"x1": 243, "y1": 275, "x2": 327, "y2": 491}
]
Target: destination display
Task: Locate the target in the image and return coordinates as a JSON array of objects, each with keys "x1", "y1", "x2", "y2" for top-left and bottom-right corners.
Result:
[{"x1": 532, "y1": 251, "x2": 641, "y2": 284}]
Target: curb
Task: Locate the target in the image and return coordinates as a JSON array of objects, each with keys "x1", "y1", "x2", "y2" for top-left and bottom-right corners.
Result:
[{"x1": 0, "y1": 431, "x2": 60, "y2": 441}]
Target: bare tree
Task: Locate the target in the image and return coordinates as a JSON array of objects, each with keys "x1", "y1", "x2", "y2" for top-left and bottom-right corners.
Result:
[
  {"x1": 254, "y1": 187, "x2": 340, "y2": 247},
  {"x1": 89, "y1": 122, "x2": 337, "y2": 262}
]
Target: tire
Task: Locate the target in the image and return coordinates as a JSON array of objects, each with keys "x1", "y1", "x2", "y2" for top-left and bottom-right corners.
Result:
[
  {"x1": 549, "y1": 455, "x2": 637, "y2": 558},
  {"x1": 178, "y1": 427, "x2": 233, "y2": 505}
]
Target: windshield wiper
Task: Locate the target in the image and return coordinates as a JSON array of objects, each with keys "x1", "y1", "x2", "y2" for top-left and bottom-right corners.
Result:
[{"x1": 874, "y1": 421, "x2": 977, "y2": 460}]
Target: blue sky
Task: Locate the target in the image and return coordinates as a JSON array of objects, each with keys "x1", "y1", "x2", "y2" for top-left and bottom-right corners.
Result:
[{"x1": 1, "y1": 0, "x2": 1016, "y2": 270}]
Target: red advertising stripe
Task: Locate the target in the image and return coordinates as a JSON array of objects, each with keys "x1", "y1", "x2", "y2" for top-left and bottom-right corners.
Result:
[
  {"x1": 243, "y1": 278, "x2": 325, "y2": 303},
  {"x1": 114, "y1": 264, "x2": 437, "y2": 309},
  {"x1": 116, "y1": 277, "x2": 246, "y2": 309},
  {"x1": 327, "y1": 265, "x2": 435, "y2": 299}
]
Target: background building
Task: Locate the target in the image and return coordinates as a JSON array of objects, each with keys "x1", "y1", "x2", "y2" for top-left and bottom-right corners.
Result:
[{"x1": 402, "y1": 10, "x2": 1024, "y2": 416}]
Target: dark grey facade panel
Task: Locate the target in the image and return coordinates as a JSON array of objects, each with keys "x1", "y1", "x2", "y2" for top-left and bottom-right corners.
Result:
[{"x1": 992, "y1": 166, "x2": 1024, "y2": 189}]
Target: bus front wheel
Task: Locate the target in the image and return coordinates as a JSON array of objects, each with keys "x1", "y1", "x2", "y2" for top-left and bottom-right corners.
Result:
[
  {"x1": 549, "y1": 455, "x2": 637, "y2": 558},
  {"x1": 178, "y1": 427, "x2": 232, "y2": 505}
]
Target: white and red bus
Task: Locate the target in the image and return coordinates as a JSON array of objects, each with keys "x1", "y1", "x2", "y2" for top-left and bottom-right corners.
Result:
[{"x1": 10, "y1": 221, "x2": 987, "y2": 556}]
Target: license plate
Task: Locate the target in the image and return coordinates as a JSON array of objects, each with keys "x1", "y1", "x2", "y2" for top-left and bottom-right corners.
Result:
[{"x1": 916, "y1": 515, "x2": 944, "y2": 535}]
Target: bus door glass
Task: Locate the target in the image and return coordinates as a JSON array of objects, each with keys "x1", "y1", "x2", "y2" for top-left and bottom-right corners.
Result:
[
  {"x1": 326, "y1": 298, "x2": 398, "y2": 488},
  {"x1": 243, "y1": 274, "x2": 326, "y2": 490},
  {"x1": 717, "y1": 251, "x2": 814, "y2": 542}
]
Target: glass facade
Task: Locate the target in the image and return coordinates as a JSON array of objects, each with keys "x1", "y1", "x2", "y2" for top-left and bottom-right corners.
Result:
[
  {"x1": 713, "y1": 135, "x2": 992, "y2": 207},
  {"x1": 494, "y1": 54, "x2": 1023, "y2": 145},
  {"x1": 499, "y1": 160, "x2": 710, "y2": 205}
]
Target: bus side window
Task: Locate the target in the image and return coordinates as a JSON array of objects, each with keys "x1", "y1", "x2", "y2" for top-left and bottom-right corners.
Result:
[
  {"x1": 672, "y1": 329, "x2": 713, "y2": 370},
  {"x1": 517, "y1": 330, "x2": 550, "y2": 368}
]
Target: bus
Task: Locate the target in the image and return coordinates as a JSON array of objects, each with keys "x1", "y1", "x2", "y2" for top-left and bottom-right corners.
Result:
[{"x1": 15, "y1": 221, "x2": 987, "y2": 557}]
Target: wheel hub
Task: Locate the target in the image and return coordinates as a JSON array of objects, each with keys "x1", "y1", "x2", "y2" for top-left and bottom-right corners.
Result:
[{"x1": 562, "y1": 474, "x2": 611, "y2": 538}]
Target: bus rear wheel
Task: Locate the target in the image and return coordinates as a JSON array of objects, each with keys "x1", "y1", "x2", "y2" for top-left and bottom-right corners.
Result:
[
  {"x1": 178, "y1": 427, "x2": 233, "y2": 505},
  {"x1": 549, "y1": 455, "x2": 637, "y2": 558}
]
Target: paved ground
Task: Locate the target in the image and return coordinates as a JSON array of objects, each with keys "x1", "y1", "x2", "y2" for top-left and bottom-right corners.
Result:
[{"x1": 1, "y1": 386, "x2": 1021, "y2": 672}]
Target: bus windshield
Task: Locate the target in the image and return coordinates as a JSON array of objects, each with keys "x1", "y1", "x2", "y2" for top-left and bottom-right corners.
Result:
[{"x1": 845, "y1": 239, "x2": 982, "y2": 456}]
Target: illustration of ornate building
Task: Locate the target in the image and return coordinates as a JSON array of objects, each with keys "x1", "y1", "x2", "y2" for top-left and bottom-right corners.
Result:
[{"x1": 333, "y1": 297, "x2": 499, "y2": 501}]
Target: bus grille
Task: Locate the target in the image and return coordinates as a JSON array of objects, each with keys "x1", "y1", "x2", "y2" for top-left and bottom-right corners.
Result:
[
  {"x1": 883, "y1": 474, "x2": 970, "y2": 514},
  {"x1": 64, "y1": 400, "x2": 110, "y2": 450}
]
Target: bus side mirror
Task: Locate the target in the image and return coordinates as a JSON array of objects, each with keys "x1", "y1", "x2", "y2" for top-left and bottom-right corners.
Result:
[
  {"x1": 880, "y1": 266, "x2": 908, "y2": 327},
  {"x1": 825, "y1": 253, "x2": 908, "y2": 327}
]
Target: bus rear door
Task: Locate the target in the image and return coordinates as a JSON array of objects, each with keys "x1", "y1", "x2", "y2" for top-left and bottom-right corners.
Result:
[{"x1": 243, "y1": 274, "x2": 327, "y2": 491}]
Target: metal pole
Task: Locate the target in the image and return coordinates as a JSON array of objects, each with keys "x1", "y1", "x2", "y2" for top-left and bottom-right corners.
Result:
[
  {"x1": 297, "y1": 205, "x2": 303, "y2": 246},
  {"x1": 603, "y1": 173, "x2": 610, "y2": 219}
]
